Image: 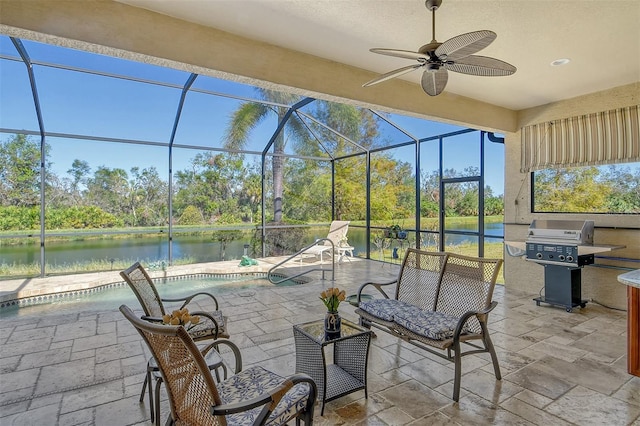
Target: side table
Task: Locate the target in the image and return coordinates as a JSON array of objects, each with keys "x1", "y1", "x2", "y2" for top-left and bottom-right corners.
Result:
[{"x1": 293, "y1": 318, "x2": 372, "y2": 415}]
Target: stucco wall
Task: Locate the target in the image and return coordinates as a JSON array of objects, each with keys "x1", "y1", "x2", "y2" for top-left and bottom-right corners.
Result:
[
  {"x1": 0, "y1": 0, "x2": 516, "y2": 133},
  {"x1": 504, "y1": 83, "x2": 640, "y2": 310}
]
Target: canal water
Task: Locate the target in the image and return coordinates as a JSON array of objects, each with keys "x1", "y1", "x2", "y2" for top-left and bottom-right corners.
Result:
[{"x1": 1, "y1": 223, "x2": 503, "y2": 268}]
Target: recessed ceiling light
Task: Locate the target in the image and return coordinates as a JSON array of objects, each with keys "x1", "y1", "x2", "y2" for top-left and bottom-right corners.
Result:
[{"x1": 550, "y1": 58, "x2": 571, "y2": 66}]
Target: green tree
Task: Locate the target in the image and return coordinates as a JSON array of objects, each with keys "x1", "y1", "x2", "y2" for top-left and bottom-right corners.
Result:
[
  {"x1": 222, "y1": 89, "x2": 304, "y2": 223},
  {"x1": 127, "y1": 166, "x2": 168, "y2": 226},
  {"x1": 0, "y1": 134, "x2": 45, "y2": 207},
  {"x1": 534, "y1": 167, "x2": 610, "y2": 212},
  {"x1": 174, "y1": 153, "x2": 248, "y2": 222},
  {"x1": 237, "y1": 161, "x2": 262, "y2": 223},
  {"x1": 484, "y1": 186, "x2": 504, "y2": 216},
  {"x1": 178, "y1": 205, "x2": 204, "y2": 225},
  {"x1": 66, "y1": 159, "x2": 91, "y2": 206},
  {"x1": 601, "y1": 165, "x2": 640, "y2": 213},
  {"x1": 85, "y1": 166, "x2": 130, "y2": 218}
]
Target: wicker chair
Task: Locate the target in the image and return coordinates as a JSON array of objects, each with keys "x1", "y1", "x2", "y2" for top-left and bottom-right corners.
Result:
[
  {"x1": 120, "y1": 262, "x2": 228, "y2": 339},
  {"x1": 120, "y1": 305, "x2": 317, "y2": 426},
  {"x1": 120, "y1": 262, "x2": 236, "y2": 425},
  {"x1": 145, "y1": 338, "x2": 242, "y2": 426}
]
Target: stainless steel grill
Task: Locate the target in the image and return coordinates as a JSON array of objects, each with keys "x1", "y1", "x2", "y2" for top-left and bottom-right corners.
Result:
[
  {"x1": 525, "y1": 220, "x2": 595, "y2": 267},
  {"x1": 506, "y1": 220, "x2": 624, "y2": 312}
]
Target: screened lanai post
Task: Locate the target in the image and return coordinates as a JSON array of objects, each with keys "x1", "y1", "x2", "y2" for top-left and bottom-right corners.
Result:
[
  {"x1": 479, "y1": 131, "x2": 486, "y2": 257},
  {"x1": 368, "y1": 109, "x2": 422, "y2": 251},
  {"x1": 11, "y1": 37, "x2": 47, "y2": 277},
  {"x1": 167, "y1": 73, "x2": 198, "y2": 266},
  {"x1": 415, "y1": 129, "x2": 421, "y2": 247},
  {"x1": 366, "y1": 150, "x2": 372, "y2": 257}
]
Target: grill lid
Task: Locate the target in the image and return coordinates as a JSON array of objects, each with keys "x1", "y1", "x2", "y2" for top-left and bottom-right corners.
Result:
[{"x1": 526, "y1": 220, "x2": 594, "y2": 245}]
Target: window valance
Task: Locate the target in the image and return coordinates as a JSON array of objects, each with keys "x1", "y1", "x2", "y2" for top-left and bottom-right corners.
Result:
[{"x1": 521, "y1": 104, "x2": 639, "y2": 173}]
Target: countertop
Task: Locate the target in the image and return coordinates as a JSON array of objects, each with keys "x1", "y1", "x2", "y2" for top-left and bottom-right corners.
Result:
[
  {"x1": 504, "y1": 240, "x2": 625, "y2": 256},
  {"x1": 618, "y1": 269, "x2": 640, "y2": 289}
]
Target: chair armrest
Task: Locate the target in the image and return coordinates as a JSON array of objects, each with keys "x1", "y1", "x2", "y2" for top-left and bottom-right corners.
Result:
[
  {"x1": 210, "y1": 373, "x2": 317, "y2": 419},
  {"x1": 140, "y1": 315, "x2": 163, "y2": 323},
  {"x1": 162, "y1": 291, "x2": 220, "y2": 311},
  {"x1": 189, "y1": 311, "x2": 220, "y2": 339},
  {"x1": 452, "y1": 301, "x2": 498, "y2": 341},
  {"x1": 200, "y1": 339, "x2": 243, "y2": 376},
  {"x1": 357, "y1": 279, "x2": 397, "y2": 301}
]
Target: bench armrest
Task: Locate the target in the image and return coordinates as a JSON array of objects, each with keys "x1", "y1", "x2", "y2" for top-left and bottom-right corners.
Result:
[
  {"x1": 453, "y1": 301, "x2": 498, "y2": 341},
  {"x1": 357, "y1": 279, "x2": 397, "y2": 301},
  {"x1": 162, "y1": 291, "x2": 220, "y2": 311}
]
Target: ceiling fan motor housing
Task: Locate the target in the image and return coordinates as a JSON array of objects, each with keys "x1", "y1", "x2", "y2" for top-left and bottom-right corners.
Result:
[{"x1": 425, "y1": 0, "x2": 442, "y2": 11}]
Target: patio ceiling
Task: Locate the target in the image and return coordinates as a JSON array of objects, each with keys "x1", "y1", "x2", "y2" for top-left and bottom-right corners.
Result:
[{"x1": 114, "y1": 0, "x2": 640, "y2": 111}]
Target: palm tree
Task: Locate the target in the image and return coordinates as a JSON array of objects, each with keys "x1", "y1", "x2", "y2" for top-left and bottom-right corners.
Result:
[{"x1": 222, "y1": 89, "x2": 304, "y2": 223}]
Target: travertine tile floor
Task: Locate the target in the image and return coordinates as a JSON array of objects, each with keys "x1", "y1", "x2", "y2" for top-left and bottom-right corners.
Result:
[{"x1": 1, "y1": 257, "x2": 639, "y2": 425}]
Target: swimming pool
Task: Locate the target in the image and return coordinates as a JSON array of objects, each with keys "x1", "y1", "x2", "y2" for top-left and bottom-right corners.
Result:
[{"x1": 0, "y1": 273, "x2": 305, "y2": 318}]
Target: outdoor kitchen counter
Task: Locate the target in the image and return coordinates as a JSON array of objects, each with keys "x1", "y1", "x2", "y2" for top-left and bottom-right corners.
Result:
[
  {"x1": 617, "y1": 269, "x2": 640, "y2": 377},
  {"x1": 504, "y1": 241, "x2": 625, "y2": 256}
]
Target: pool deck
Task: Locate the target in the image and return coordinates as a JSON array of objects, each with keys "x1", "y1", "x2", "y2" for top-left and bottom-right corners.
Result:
[
  {"x1": 0, "y1": 256, "x2": 294, "y2": 306},
  {"x1": 1, "y1": 257, "x2": 639, "y2": 425}
]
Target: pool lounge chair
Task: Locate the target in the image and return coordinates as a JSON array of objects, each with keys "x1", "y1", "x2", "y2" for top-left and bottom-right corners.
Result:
[{"x1": 299, "y1": 220, "x2": 350, "y2": 264}]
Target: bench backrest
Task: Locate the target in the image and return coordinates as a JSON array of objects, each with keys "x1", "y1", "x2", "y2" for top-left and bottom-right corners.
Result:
[
  {"x1": 396, "y1": 249, "x2": 503, "y2": 333},
  {"x1": 437, "y1": 253, "x2": 503, "y2": 333},
  {"x1": 395, "y1": 249, "x2": 448, "y2": 310}
]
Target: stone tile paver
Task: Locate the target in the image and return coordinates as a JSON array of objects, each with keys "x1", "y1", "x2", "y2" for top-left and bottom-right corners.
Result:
[{"x1": 0, "y1": 258, "x2": 637, "y2": 425}]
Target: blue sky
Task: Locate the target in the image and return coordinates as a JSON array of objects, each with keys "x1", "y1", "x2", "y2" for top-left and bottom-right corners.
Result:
[{"x1": 0, "y1": 35, "x2": 504, "y2": 195}]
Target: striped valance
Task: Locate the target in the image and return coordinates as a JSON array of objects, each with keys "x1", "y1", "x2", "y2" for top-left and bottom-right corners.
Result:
[{"x1": 521, "y1": 104, "x2": 640, "y2": 173}]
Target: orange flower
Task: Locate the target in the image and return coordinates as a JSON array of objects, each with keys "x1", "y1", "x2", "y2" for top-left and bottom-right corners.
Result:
[{"x1": 320, "y1": 287, "x2": 346, "y2": 312}]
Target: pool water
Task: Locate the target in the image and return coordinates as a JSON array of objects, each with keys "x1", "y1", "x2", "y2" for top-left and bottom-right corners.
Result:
[{"x1": 0, "y1": 274, "x2": 302, "y2": 319}]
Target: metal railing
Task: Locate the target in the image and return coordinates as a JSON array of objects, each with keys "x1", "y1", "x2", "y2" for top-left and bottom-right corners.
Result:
[{"x1": 267, "y1": 238, "x2": 335, "y2": 284}]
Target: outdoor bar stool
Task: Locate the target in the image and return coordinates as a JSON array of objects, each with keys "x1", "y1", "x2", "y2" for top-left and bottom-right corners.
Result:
[{"x1": 143, "y1": 340, "x2": 242, "y2": 426}]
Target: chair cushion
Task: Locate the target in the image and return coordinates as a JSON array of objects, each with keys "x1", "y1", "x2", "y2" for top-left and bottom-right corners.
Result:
[
  {"x1": 394, "y1": 310, "x2": 469, "y2": 340},
  {"x1": 189, "y1": 310, "x2": 229, "y2": 339},
  {"x1": 358, "y1": 299, "x2": 422, "y2": 322},
  {"x1": 218, "y1": 366, "x2": 312, "y2": 426}
]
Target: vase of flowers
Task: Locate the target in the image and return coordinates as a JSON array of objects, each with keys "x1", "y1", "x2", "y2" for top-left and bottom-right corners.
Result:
[{"x1": 320, "y1": 287, "x2": 345, "y2": 340}]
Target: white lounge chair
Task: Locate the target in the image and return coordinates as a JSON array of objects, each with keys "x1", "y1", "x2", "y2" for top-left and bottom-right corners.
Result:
[{"x1": 299, "y1": 221, "x2": 350, "y2": 264}]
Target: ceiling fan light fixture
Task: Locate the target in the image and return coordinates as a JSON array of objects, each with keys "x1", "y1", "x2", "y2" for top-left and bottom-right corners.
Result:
[{"x1": 550, "y1": 58, "x2": 571, "y2": 66}]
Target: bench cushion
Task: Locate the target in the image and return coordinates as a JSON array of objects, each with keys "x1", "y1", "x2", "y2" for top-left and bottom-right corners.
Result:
[
  {"x1": 394, "y1": 310, "x2": 469, "y2": 340},
  {"x1": 358, "y1": 299, "x2": 422, "y2": 322}
]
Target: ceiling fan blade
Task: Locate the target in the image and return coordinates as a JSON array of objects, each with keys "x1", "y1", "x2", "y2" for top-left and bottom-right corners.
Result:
[
  {"x1": 435, "y1": 30, "x2": 496, "y2": 61},
  {"x1": 421, "y1": 67, "x2": 448, "y2": 96},
  {"x1": 370, "y1": 48, "x2": 429, "y2": 61},
  {"x1": 445, "y1": 55, "x2": 517, "y2": 76},
  {"x1": 363, "y1": 64, "x2": 424, "y2": 87}
]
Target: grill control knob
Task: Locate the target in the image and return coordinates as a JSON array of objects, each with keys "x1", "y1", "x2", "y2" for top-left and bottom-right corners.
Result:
[
  {"x1": 536, "y1": 253, "x2": 543, "y2": 259},
  {"x1": 567, "y1": 255, "x2": 574, "y2": 262},
  {"x1": 559, "y1": 255, "x2": 566, "y2": 261}
]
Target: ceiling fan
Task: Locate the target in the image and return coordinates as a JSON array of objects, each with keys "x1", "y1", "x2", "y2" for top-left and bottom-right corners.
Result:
[{"x1": 363, "y1": 0, "x2": 516, "y2": 96}]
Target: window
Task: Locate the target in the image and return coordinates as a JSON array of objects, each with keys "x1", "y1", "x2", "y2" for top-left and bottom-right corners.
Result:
[{"x1": 533, "y1": 163, "x2": 640, "y2": 213}]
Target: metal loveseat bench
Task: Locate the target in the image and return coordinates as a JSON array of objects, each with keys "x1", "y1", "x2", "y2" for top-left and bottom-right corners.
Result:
[{"x1": 355, "y1": 248, "x2": 503, "y2": 401}]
